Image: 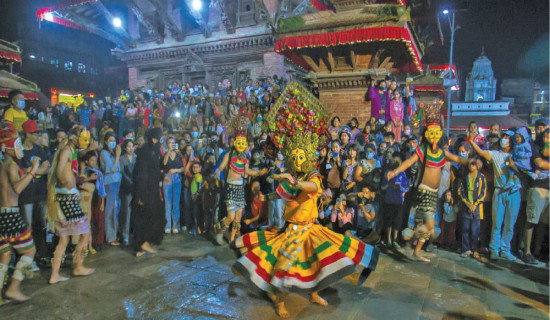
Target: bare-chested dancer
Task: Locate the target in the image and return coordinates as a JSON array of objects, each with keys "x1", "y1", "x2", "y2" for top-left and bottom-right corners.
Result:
[
  {"x1": 47, "y1": 127, "x2": 94, "y2": 284},
  {"x1": 0, "y1": 121, "x2": 39, "y2": 303}
]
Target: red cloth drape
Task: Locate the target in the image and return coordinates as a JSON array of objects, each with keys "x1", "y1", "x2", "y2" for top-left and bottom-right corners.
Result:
[
  {"x1": 309, "y1": 0, "x2": 334, "y2": 12},
  {"x1": 0, "y1": 50, "x2": 21, "y2": 65},
  {"x1": 0, "y1": 89, "x2": 39, "y2": 100},
  {"x1": 414, "y1": 86, "x2": 445, "y2": 92},
  {"x1": 275, "y1": 26, "x2": 422, "y2": 72},
  {"x1": 37, "y1": 0, "x2": 98, "y2": 17},
  {"x1": 37, "y1": 0, "x2": 97, "y2": 31}
]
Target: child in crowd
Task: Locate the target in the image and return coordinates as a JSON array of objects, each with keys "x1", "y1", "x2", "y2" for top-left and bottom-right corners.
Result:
[
  {"x1": 242, "y1": 180, "x2": 267, "y2": 233},
  {"x1": 458, "y1": 158, "x2": 486, "y2": 258},
  {"x1": 381, "y1": 153, "x2": 408, "y2": 249},
  {"x1": 189, "y1": 161, "x2": 203, "y2": 235},
  {"x1": 511, "y1": 126, "x2": 532, "y2": 172},
  {"x1": 438, "y1": 190, "x2": 456, "y2": 248},
  {"x1": 82, "y1": 152, "x2": 107, "y2": 248}
]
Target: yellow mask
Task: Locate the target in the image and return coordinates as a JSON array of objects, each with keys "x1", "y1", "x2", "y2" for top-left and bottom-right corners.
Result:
[
  {"x1": 78, "y1": 129, "x2": 91, "y2": 149},
  {"x1": 290, "y1": 148, "x2": 306, "y2": 172},
  {"x1": 234, "y1": 136, "x2": 247, "y2": 154},
  {"x1": 425, "y1": 124, "x2": 442, "y2": 149}
]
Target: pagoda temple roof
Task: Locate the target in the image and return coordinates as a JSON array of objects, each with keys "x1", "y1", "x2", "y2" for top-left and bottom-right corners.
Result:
[
  {"x1": 0, "y1": 70, "x2": 40, "y2": 101},
  {"x1": 0, "y1": 39, "x2": 22, "y2": 65}
]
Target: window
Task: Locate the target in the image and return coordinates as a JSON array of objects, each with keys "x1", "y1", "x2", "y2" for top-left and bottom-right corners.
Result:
[
  {"x1": 65, "y1": 60, "x2": 73, "y2": 71},
  {"x1": 78, "y1": 63, "x2": 86, "y2": 73},
  {"x1": 50, "y1": 59, "x2": 59, "y2": 68}
]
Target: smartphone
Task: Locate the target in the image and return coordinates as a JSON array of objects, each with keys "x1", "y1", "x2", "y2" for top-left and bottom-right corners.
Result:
[
  {"x1": 170, "y1": 143, "x2": 177, "y2": 149},
  {"x1": 331, "y1": 152, "x2": 338, "y2": 158}
]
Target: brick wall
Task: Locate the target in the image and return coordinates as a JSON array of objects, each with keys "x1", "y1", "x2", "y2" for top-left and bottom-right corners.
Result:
[
  {"x1": 319, "y1": 88, "x2": 372, "y2": 126},
  {"x1": 128, "y1": 67, "x2": 146, "y2": 89},
  {"x1": 263, "y1": 52, "x2": 286, "y2": 79}
]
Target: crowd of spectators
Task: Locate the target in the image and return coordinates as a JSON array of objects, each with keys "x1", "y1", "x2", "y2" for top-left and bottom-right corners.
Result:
[{"x1": 1, "y1": 74, "x2": 548, "y2": 279}]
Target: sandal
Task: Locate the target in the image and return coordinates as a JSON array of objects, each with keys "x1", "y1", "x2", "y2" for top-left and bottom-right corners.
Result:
[
  {"x1": 472, "y1": 252, "x2": 480, "y2": 259},
  {"x1": 109, "y1": 241, "x2": 120, "y2": 247}
]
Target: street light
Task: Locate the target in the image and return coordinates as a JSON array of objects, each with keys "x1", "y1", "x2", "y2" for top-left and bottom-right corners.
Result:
[
  {"x1": 442, "y1": 8, "x2": 459, "y2": 138},
  {"x1": 113, "y1": 17, "x2": 122, "y2": 28},
  {"x1": 44, "y1": 12, "x2": 54, "y2": 21},
  {"x1": 192, "y1": 0, "x2": 202, "y2": 11}
]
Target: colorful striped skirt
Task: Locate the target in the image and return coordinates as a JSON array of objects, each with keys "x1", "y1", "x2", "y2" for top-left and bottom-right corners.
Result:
[{"x1": 232, "y1": 223, "x2": 379, "y2": 294}]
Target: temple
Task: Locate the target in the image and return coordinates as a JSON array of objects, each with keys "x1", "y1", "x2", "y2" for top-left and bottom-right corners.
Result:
[
  {"x1": 450, "y1": 49, "x2": 526, "y2": 132},
  {"x1": 464, "y1": 48, "x2": 497, "y2": 102},
  {"x1": 34, "y1": 0, "x2": 441, "y2": 122},
  {"x1": 274, "y1": 0, "x2": 424, "y2": 123}
]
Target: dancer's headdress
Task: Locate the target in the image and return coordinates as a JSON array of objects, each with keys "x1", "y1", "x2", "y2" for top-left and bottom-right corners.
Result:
[
  {"x1": 227, "y1": 116, "x2": 248, "y2": 138},
  {"x1": 263, "y1": 80, "x2": 331, "y2": 174},
  {"x1": 421, "y1": 103, "x2": 442, "y2": 127}
]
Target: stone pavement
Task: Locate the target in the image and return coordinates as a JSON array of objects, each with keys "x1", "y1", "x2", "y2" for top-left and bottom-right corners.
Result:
[{"x1": 2, "y1": 234, "x2": 549, "y2": 320}]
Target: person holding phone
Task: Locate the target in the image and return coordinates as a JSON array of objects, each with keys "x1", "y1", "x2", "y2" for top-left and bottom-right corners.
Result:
[{"x1": 163, "y1": 136, "x2": 184, "y2": 234}]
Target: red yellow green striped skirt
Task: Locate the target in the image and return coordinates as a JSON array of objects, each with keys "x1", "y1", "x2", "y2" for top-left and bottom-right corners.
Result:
[{"x1": 232, "y1": 223, "x2": 379, "y2": 294}]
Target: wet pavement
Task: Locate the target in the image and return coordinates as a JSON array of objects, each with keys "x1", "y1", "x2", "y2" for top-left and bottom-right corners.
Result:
[{"x1": 2, "y1": 234, "x2": 549, "y2": 320}]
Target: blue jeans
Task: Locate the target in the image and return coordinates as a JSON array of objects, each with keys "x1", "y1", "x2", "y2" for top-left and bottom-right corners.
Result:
[
  {"x1": 105, "y1": 182, "x2": 121, "y2": 243},
  {"x1": 163, "y1": 174, "x2": 182, "y2": 230},
  {"x1": 268, "y1": 199, "x2": 285, "y2": 228},
  {"x1": 119, "y1": 192, "x2": 132, "y2": 243},
  {"x1": 462, "y1": 212, "x2": 480, "y2": 252},
  {"x1": 490, "y1": 189, "x2": 521, "y2": 254}
]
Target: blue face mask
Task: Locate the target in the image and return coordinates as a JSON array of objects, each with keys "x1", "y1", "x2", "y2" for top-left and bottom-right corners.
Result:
[
  {"x1": 108, "y1": 141, "x2": 116, "y2": 150},
  {"x1": 459, "y1": 152, "x2": 468, "y2": 158},
  {"x1": 366, "y1": 152, "x2": 375, "y2": 159},
  {"x1": 411, "y1": 146, "x2": 417, "y2": 152},
  {"x1": 192, "y1": 131, "x2": 199, "y2": 139},
  {"x1": 17, "y1": 100, "x2": 25, "y2": 109},
  {"x1": 257, "y1": 117, "x2": 263, "y2": 122}
]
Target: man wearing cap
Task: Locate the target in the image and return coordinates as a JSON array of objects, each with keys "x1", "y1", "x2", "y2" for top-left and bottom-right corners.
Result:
[
  {"x1": 4, "y1": 89, "x2": 29, "y2": 132},
  {"x1": 0, "y1": 120, "x2": 40, "y2": 302},
  {"x1": 20, "y1": 120, "x2": 51, "y2": 268}
]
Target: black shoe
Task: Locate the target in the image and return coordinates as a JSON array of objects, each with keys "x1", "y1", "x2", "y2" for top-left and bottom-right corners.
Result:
[{"x1": 523, "y1": 254, "x2": 538, "y2": 265}]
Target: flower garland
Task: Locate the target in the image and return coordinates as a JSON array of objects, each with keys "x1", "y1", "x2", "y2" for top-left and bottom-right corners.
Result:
[{"x1": 271, "y1": 88, "x2": 327, "y2": 148}]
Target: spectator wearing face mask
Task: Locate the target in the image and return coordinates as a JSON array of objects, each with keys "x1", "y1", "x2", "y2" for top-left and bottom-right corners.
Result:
[
  {"x1": 469, "y1": 131, "x2": 521, "y2": 261},
  {"x1": 251, "y1": 114, "x2": 263, "y2": 138},
  {"x1": 355, "y1": 143, "x2": 380, "y2": 188},
  {"x1": 4, "y1": 90, "x2": 29, "y2": 132},
  {"x1": 100, "y1": 132, "x2": 122, "y2": 246},
  {"x1": 511, "y1": 126, "x2": 532, "y2": 172}
]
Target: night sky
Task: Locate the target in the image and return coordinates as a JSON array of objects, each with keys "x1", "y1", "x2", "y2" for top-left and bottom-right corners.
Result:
[{"x1": 440, "y1": 0, "x2": 549, "y2": 86}]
